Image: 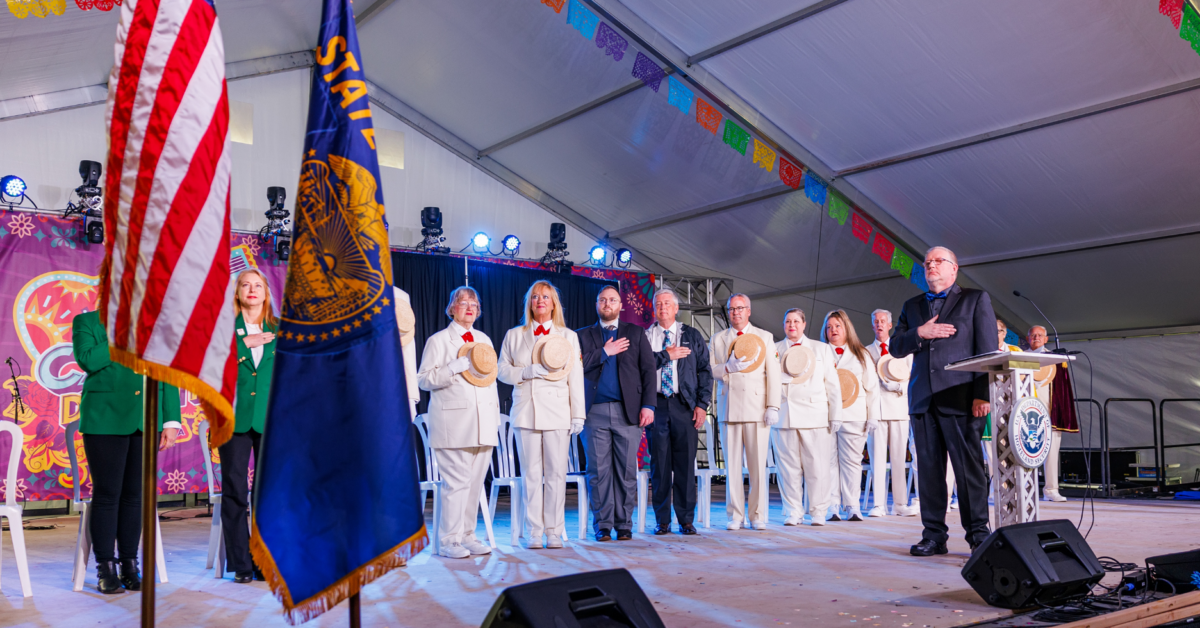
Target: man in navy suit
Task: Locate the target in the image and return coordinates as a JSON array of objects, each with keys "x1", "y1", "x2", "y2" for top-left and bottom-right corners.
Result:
[
  {"x1": 645, "y1": 289, "x2": 713, "y2": 535},
  {"x1": 891, "y1": 246, "x2": 995, "y2": 556},
  {"x1": 578, "y1": 286, "x2": 657, "y2": 541}
]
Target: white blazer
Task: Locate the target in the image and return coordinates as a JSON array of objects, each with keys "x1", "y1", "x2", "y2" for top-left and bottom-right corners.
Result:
[
  {"x1": 867, "y1": 340, "x2": 912, "y2": 422},
  {"x1": 832, "y1": 345, "x2": 881, "y2": 423},
  {"x1": 416, "y1": 324, "x2": 501, "y2": 449},
  {"x1": 394, "y1": 288, "x2": 420, "y2": 408},
  {"x1": 774, "y1": 336, "x2": 842, "y2": 430},
  {"x1": 709, "y1": 324, "x2": 781, "y2": 424},
  {"x1": 497, "y1": 324, "x2": 586, "y2": 431}
]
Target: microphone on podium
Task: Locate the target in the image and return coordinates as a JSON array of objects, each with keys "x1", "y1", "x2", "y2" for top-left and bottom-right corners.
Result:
[{"x1": 1012, "y1": 290, "x2": 1073, "y2": 355}]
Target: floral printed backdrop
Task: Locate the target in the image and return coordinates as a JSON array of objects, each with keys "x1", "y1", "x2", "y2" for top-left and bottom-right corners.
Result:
[{"x1": 0, "y1": 209, "x2": 286, "y2": 502}]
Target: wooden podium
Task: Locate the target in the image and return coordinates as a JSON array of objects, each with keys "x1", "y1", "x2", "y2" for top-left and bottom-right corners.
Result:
[{"x1": 945, "y1": 351, "x2": 1073, "y2": 530}]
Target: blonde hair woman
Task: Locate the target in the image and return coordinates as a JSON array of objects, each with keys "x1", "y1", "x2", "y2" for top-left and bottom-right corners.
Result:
[
  {"x1": 821, "y1": 309, "x2": 880, "y2": 522},
  {"x1": 497, "y1": 280, "x2": 586, "y2": 549}
]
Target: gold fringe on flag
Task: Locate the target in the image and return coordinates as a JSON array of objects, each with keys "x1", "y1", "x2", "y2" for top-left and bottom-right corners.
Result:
[{"x1": 108, "y1": 347, "x2": 237, "y2": 448}]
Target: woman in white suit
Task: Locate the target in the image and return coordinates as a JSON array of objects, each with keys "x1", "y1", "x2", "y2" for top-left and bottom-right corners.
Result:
[
  {"x1": 417, "y1": 286, "x2": 500, "y2": 558},
  {"x1": 821, "y1": 309, "x2": 881, "y2": 521},
  {"x1": 497, "y1": 280, "x2": 586, "y2": 549}
]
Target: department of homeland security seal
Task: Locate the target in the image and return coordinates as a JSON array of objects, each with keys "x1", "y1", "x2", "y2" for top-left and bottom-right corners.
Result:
[{"x1": 1010, "y1": 397, "x2": 1052, "y2": 468}]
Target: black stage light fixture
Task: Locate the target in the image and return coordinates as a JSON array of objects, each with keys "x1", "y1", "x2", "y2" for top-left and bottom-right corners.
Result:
[
  {"x1": 472, "y1": 232, "x2": 491, "y2": 253},
  {"x1": 64, "y1": 161, "x2": 104, "y2": 243},
  {"x1": 615, "y1": 248, "x2": 633, "y2": 268},
  {"x1": 418, "y1": 206, "x2": 449, "y2": 254},
  {"x1": 501, "y1": 234, "x2": 521, "y2": 257},
  {"x1": 548, "y1": 222, "x2": 567, "y2": 252},
  {"x1": 588, "y1": 245, "x2": 606, "y2": 265},
  {"x1": 259, "y1": 186, "x2": 291, "y2": 261}
]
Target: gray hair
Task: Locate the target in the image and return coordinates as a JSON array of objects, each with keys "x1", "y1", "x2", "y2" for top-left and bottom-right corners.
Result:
[
  {"x1": 870, "y1": 309, "x2": 892, "y2": 324},
  {"x1": 652, "y1": 288, "x2": 680, "y2": 308},
  {"x1": 1027, "y1": 325, "x2": 1047, "y2": 336},
  {"x1": 726, "y1": 293, "x2": 751, "y2": 309},
  {"x1": 783, "y1": 308, "x2": 805, "y2": 324},
  {"x1": 445, "y1": 286, "x2": 481, "y2": 319},
  {"x1": 924, "y1": 246, "x2": 958, "y2": 266}
]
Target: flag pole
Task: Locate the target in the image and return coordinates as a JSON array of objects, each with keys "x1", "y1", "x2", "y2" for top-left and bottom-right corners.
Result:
[
  {"x1": 141, "y1": 377, "x2": 159, "y2": 628},
  {"x1": 349, "y1": 593, "x2": 361, "y2": 627}
]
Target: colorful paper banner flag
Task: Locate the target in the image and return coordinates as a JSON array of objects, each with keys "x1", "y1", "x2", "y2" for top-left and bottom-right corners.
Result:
[
  {"x1": 827, "y1": 193, "x2": 849, "y2": 225},
  {"x1": 850, "y1": 211, "x2": 873, "y2": 243},
  {"x1": 723, "y1": 119, "x2": 750, "y2": 155},
  {"x1": 871, "y1": 234, "x2": 895, "y2": 264},
  {"x1": 595, "y1": 22, "x2": 628, "y2": 61},
  {"x1": 1182, "y1": 2, "x2": 1200, "y2": 54},
  {"x1": 567, "y1": 0, "x2": 599, "y2": 39},
  {"x1": 779, "y1": 157, "x2": 802, "y2": 189},
  {"x1": 891, "y1": 249, "x2": 914, "y2": 279},
  {"x1": 911, "y1": 263, "x2": 930, "y2": 292},
  {"x1": 752, "y1": 138, "x2": 776, "y2": 172},
  {"x1": 1161, "y1": 0, "x2": 1184, "y2": 29},
  {"x1": 542, "y1": 0, "x2": 565, "y2": 13},
  {"x1": 632, "y1": 52, "x2": 666, "y2": 92},
  {"x1": 803, "y1": 171, "x2": 827, "y2": 206},
  {"x1": 667, "y1": 75, "x2": 694, "y2": 115},
  {"x1": 696, "y1": 98, "x2": 722, "y2": 134}
]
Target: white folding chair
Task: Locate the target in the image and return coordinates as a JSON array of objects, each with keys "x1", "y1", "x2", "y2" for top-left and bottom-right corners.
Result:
[
  {"x1": 565, "y1": 432, "x2": 589, "y2": 541},
  {"x1": 488, "y1": 415, "x2": 524, "y2": 546},
  {"x1": 412, "y1": 414, "x2": 497, "y2": 552},
  {"x1": 862, "y1": 433, "x2": 876, "y2": 512},
  {"x1": 0, "y1": 421, "x2": 32, "y2": 597},
  {"x1": 635, "y1": 463, "x2": 650, "y2": 534},
  {"x1": 695, "y1": 415, "x2": 724, "y2": 528},
  {"x1": 198, "y1": 421, "x2": 226, "y2": 577},
  {"x1": 70, "y1": 424, "x2": 167, "y2": 591}
]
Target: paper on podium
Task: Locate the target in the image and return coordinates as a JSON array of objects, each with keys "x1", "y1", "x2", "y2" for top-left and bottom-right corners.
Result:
[{"x1": 945, "y1": 350, "x2": 1074, "y2": 373}]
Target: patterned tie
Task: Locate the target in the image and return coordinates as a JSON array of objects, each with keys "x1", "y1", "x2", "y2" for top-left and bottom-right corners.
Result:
[
  {"x1": 462, "y1": 331, "x2": 474, "y2": 343},
  {"x1": 880, "y1": 343, "x2": 888, "y2": 356},
  {"x1": 661, "y1": 329, "x2": 674, "y2": 396},
  {"x1": 534, "y1": 325, "x2": 549, "y2": 336}
]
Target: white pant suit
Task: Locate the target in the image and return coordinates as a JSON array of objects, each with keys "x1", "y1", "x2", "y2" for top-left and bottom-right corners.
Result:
[
  {"x1": 866, "y1": 340, "x2": 914, "y2": 515},
  {"x1": 709, "y1": 324, "x2": 782, "y2": 527},
  {"x1": 773, "y1": 336, "x2": 842, "y2": 523},
  {"x1": 497, "y1": 322, "x2": 586, "y2": 542},
  {"x1": 828, "y1": 345, "x2": 881, "y2": 517},
  {"x1": 416, "y1": 322, "x2": 501, "y2": 553}
]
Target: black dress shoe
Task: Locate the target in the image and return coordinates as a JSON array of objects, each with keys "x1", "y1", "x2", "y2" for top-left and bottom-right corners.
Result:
[
  {"x1": 118, "y1": 558, "x2": 142, "y2": 591},
  {"x1": 654, "y1": 524, "x2": 671, "y2": 536},
  {"x1": 233, "y1": 571, "x2": 254, "y2": 584},
  {"x1": 96, "y1": 561, "x2": 124, "y2": 595},
  {"x1": 680, "y1": 523, "x2": 698, "y2": 536},
  {"x1": 595, "y1": 528, "x2": 612, "y2": 542},
  {"x1": 616, "y1": 530, "x2": 633, "y2": 541},
  {"x1": 910, "y1": 539, "x2": 948, "y2": 557}
]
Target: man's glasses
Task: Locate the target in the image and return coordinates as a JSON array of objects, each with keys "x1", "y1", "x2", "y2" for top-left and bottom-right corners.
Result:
[
  {"x1": 923, "y1": 258, "x2": 956, "y2": 270},
  {"x1": 728, "y1": 306, "x2": 750, "y2": 313}
]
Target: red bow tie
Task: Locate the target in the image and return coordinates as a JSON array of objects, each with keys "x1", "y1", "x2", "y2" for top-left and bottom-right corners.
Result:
[
  {"x1": 792, "y1": 342, "x2": 801, "y2": 347},
  {"x1": 534, "y1": 326, "x2": 549, "y2": 336},
  {"x1": 835, "y1": 347, "x2": 845, "y2": 355},
  {"x1": 880, "y1": 343, "x2": 888, "y2": 356},
  {"x1": 462, "y1": 331, "x2": 474, "y2": 343},
  {"x1": 736, "y1": 331, "x2": 744, "y2": 336}
]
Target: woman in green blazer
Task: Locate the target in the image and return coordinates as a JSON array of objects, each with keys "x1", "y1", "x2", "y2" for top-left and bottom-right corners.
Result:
[
  {"x1": 219, "y1": 269, "x2": 277, "y2": 583},
  {"x1": 72, "y1": 310, "x2": 183, "y2": 594}
]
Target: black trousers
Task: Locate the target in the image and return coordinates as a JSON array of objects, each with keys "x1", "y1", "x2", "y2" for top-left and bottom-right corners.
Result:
[
  {"x1": 912, "y1": 407, "x2": 990, "y2": 545},
  {"x1": 648, "y1": 393, "x2": 698, "y2": 526},
  {"x1": 218, "y1": 429, "x2": 261, "y2": 574},
  {"x1": 82, "y1": 432, "x2": 143, "y2": 563}
]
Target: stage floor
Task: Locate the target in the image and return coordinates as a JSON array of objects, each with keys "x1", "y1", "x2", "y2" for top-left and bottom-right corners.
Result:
[{"x1": 1, "y1": 489, "x2": 1197, "y2": 628}]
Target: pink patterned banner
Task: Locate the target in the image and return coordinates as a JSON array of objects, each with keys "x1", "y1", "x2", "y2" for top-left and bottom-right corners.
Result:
[{"x1": 0, "y1": 210, "x2": 285, "y2": 501}]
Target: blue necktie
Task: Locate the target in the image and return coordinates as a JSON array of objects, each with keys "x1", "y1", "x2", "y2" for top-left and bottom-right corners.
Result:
[{"x1": 925, "y1": 290, "x2": 948, "y2": 301}]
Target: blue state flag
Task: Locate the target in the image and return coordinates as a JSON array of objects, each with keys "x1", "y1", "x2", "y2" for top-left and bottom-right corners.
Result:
[{"x1": 250, "y1": 0, "x2": 427, "y2": 622}]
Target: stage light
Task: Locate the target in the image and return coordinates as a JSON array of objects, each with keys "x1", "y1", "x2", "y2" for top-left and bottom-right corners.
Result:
[
  {"x1": 1, "y1": 175, "x2": 27, "y2": 199},
  {"x1": 589, "y1": 245, "x2": 606, "y2": 263},
  {"x1": 418, "y1": 207, "x2": 449, "y2": 254},
  {"x1": 259, "y1": 186, "x2": 291, "y2": 261},
  {"x1": 501, "y1": 235, "x2": 520, "y2": 256},
  {"x1": 541, "y1": 222, "x2": 572, "y2": 272},
  {"x1": 616, "y1": 248, "x2": 632, "y2": 267},
  {"x1": 86, "y1": 221, "x2": 104, "y2": 244},
  {"x1": 65, "y1": 160, "x2": 104, "y2": 243},
  {"x1": 548, "y1": 222, "x2": 567, "y2": 252},
  {"x1": 472, "y1": 232, "x2": 490, "y2": 252}
]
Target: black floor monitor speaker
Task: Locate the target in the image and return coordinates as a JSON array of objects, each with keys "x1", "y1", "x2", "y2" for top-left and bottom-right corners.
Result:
[
  {"x1": 961, "y1": 519, "x2": 1104, "y2": 609},
  {"x1": 480, "y1": 568, "x2": 665, "y2": 628},
  {"x1": 1147, "y1": 549, "x2": 1200, "y2": 592}
]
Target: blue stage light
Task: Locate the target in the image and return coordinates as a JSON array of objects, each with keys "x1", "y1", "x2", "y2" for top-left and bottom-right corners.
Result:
[
  {"x1": 589, "y1": 245, "x2": 606, "y2": 263},
  {"x1": 1, "y1": 175, "x2": 27, "y2": 199},
  {"x1": 616, "y1": 248, "x2": 633, "y2": 266},
  {"x1": 472, "y1": 232, "x2": 490, "y2": 252},
  {"x1": 502, "y1": 235, "x2": 520, "y2": 255}
]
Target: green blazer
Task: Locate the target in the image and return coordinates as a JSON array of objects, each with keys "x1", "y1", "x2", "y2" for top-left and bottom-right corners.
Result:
[
  {"x1": 234, "y1": 312, "x2": 276, "y2": 434},
  {"x1": 73, "y1": 311, "x2": 182, "y2": 435}
]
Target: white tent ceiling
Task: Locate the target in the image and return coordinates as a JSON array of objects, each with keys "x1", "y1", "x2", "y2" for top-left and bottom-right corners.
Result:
[{"x1": 3, "y1": 0, "x2": 1199, "y2": 338}]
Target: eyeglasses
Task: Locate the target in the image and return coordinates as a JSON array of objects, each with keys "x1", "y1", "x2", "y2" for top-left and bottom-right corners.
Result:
[
  {"x1": 923, "y1": 257, "x2": 956, "y2": 270},
  {"x1": 597, "y1": 297, "x2": 621, "y2": 305},
  {"x1": 728, "y1": 306, "x2": 750, "y2": 313}
]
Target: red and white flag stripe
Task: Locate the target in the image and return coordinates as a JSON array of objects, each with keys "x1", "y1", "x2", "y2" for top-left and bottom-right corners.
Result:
[{"x1": 99, "y1": 0, "x2": 238, "y2": 446}]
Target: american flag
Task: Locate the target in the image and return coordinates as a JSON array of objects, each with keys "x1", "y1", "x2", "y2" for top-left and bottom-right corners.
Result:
[{"x1": 99, "y1": 0, "x2": 237, "y2": 446}]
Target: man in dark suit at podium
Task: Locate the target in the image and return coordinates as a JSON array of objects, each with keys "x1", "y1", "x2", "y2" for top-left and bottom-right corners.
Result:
[{"x1": 891, "y1": 246, "x2": 996, "y2": 556}]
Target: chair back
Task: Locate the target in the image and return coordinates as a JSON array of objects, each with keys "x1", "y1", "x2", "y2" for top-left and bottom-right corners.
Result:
[
  {"x1": 198, "y1": 420, "x2": 220, "y2": 499},
  {"x1": 65, "y1": 421, "x2": 86, "y2": 505},
  {"x1": 492, "y1": 414, "x2": 520, "y2": 479},
  {"x1": 1, "y1": 421, "x2": 21, "y2": 508},
  {"x1": 567, "y1": 431, "x2": 585, "y2": 475},
  {"x1": 412, "y1": 414, "x2": 439, "y2": 483}
]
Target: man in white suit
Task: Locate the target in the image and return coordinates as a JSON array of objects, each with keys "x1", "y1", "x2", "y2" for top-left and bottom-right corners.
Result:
[
  {"x1": 709, "y1": 294, "x2": 781, "y2": 530},
  {"x1": 416, "y1": 286, "x2": 500, "y2": 558},
  {"x1": 866, "y1": 309, "x2": 917, "y2": 517},
  {"x1": 773, "y1": 308, "x2": 841, "y2": 526}
]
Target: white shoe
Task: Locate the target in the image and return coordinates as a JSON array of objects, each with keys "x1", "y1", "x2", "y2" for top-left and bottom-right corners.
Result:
[
  {"x1": 463, "y1": 539, "x2": 491, "y2": 555},
  {"x1": 784, "y1": 517, "x2": 801, "y2": 526},
  {"x1": 950, "y1": 501, "x2": 959, "y2": 510},
  {"x1": 440, "y1": 544, "x2": 470, "y2": 559},
  {"x1": 867, "y1": 506, "x2": 885, "y2": 518},
  {"x1": 524, "y1": 536, "x2": 544, "y2": 550},
  {"x1": 1044, "y1": 490, "x2": 1068, "y2": 503},
  {"x1": 726, "y1": 521, "x2": 741, "y2": 530},
  {"x1": 896, "y1": 506, "x2": 919, "y2": 517},
  {"x1": 546, "y1": 534, "x2": 564, "y2": 549},
  {"x1": 809, "y1": 517, "x2": 826, "y2": 527},
  {"x1": 847, "y1": 510, "x2": 864, "y2": 522},
  {"x1": 751, "y1": 521, "x2": 767, "y2": 531}
]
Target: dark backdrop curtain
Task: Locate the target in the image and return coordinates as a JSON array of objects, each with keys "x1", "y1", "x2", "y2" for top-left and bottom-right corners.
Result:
[{"x1": 392, "y1": 250, "x2": 616, "y2": 415}]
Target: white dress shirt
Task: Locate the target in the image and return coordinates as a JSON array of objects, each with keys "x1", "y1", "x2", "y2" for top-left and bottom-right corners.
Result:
[{"x1": 647, "y1": 321, "x2": 680, "y2": 396}]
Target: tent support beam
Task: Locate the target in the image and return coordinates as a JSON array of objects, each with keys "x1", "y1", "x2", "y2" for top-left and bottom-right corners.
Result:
[
  {"x1": 608, "y1": 185, "x2": 797, "y2": 239},
  {"x1": 366, "y1": 81, "x2": 673, "y2": 275},
  {"x1": 685, "y1": 0, "x2": 854, "y2": 66},
  {"x1": 836, "y1": 76, "x2": 1200, "y2": 178},
  {"x1": 959, "y1": 225, "x2": 1200, "y2": 268},
  {"x1": 355, "y1": 0, "x2": 399, "y2": 27}
]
